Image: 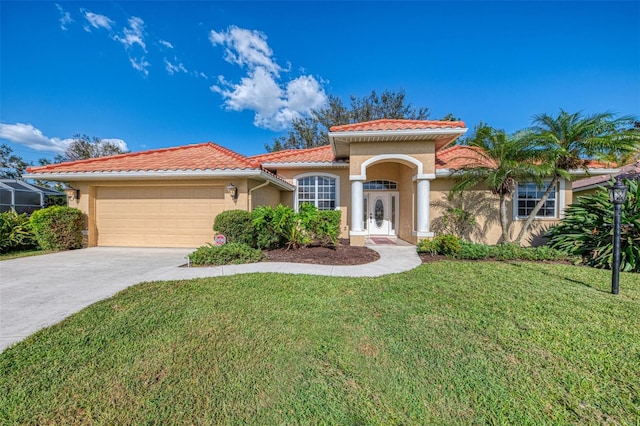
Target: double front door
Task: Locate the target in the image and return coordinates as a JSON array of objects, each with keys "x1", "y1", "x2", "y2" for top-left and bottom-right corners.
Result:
[{"x1": 363, "y1": 192, "x2": 398, "y2": 236}]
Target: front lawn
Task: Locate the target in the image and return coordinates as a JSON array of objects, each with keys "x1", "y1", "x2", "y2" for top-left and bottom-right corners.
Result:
[{"x1": 1, "y1": 262, "x2": 638, "y2": 424}]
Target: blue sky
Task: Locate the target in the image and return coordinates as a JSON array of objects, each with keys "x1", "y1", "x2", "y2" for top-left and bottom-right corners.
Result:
[{"x1": 1, "y1": 1, "x2": 638, "y2": 164}]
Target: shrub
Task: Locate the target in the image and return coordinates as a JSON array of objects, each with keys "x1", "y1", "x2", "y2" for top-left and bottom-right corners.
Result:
[
  {"x1": 546, "y1": 178, "x2": 640, "y2": 272},
  {"x1": 296, "y1": 203, "x2": 341, "y2": 247},
  {"x1": 213, "y1": 210, "x2": 254, "y2": 246},
  {"x1": 251, "y1": 205, "x2": 295, "y2": 250},
  {"x1": 30, "y1": 206, "x2": 84, "y2": 250},
  {"x1": 188, "y1": 242, "x2": 264, "y2": 266},
  {"x1": 251, "y1": 204, "x2": 342, "y2": 250},
  {"x1": 0, "y1": 211, "x2": 38, "y2": 253},
  {"x1": 417, "y1": 234, "x2": 462, "y2": 256}
]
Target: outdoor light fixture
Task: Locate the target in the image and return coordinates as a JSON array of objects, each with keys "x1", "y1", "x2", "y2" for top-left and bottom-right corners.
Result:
[
  {"x1": 226, "y1": 183, "x2": 238, "y2": 200},
  {"x1": 608, "y1": 177, "x2": 628, "y2": 295},
  {"x1": 65, "y1": 187, "x2": 80, "y2": 201}
]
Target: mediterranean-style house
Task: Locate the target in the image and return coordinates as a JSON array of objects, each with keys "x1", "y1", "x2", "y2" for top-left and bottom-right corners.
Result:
[{"x1": 25, "y1": 119, "x2": 617, "y2": 248}]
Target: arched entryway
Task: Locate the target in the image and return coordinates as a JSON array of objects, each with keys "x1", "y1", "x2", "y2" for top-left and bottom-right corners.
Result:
[{"x1": 349, "y1": 155, "x2": 435, "y2": 245}]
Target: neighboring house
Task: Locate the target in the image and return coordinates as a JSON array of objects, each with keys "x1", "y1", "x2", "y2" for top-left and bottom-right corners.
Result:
[
  {"x1": 0, "y1": 179, "x2": 64, "y2": 214},
  {"x1": 25, "y1": 119, "x2": 617, "y2": 248},
  {"x1": 572, "y1": 160, "x2": 640, "y2": 196}
]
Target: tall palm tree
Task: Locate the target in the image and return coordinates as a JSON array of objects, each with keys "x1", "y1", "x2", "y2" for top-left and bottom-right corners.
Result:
[
  {"x1": 514, "y1": 110, "x2": 640, "y2": 244},
  {"x1": 451, "y1": 126, "x2": 551, "y2": 243}
]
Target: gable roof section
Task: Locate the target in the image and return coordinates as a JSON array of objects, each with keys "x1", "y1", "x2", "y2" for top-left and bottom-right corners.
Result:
[
  {"x1": 27, "y1": 143, "x2": 260, "y2": 174},
  {"x1": 250, "y1": 145, "x2": 347, "y2": 168},
  {"x1": 329, "y1": 119, "x2": 468, "y2": 159},
  {"x1": 25, "y1": 143, "x2": 295, "y2": 190}
]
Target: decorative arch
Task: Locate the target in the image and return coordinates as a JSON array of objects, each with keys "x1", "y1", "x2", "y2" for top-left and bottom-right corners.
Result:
[{"x1": 351, "y1": 154, "x2": 434, "y2": 181}]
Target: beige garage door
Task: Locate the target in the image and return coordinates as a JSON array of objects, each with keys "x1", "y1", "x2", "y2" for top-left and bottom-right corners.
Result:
[{"x1": 96, "y1": 186, "x2": 224, "y2": 247}]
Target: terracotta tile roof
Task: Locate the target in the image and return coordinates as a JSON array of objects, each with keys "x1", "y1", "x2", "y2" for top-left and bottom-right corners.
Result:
[
  {"x1": 435, "y1": 145, "x2": 495, "y2": 170},
  {"x1": 573, "y1": 160, "x2": 639, "y2": 190},
  {"x1": 26, "y1": 143, "x2": 261, "y2": 174},
  {"x1": 250, "y1": 145, "x2": 339, "y2": 164},
  {"x1": 330, "y1": 119, "x2": 466, "y2": 132}
]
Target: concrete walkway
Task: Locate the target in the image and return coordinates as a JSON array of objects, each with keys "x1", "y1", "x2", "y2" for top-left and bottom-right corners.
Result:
[{"x1": 0, "y1": 245, "x2": 420, "y2": 352}]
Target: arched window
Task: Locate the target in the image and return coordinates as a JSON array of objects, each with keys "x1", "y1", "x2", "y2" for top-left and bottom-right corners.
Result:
[
  {"x1": 295, "y1": 174, "x2": 339, "y2": 210},
  {"x1": 363, "y1": 180, "x2": 398, "y2": 190}
]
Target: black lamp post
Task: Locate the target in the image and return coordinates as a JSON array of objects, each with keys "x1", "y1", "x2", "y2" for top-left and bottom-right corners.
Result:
[{"x1": 608, "y1": 177, "x2": 628, "y2": 295}]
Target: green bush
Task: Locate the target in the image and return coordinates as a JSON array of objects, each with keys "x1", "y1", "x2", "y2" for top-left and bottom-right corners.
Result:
[
  {"x1": 213, "y1": 210, "x2": 254, "y2": 246},
  {"x1": 251, "y1": 204, "x2": 296, "y2": 250},
  {"x1": 296, "y1": 203, "x2": 341, "y2": 247},
  {"x1": 29, "y1": 206, "x2": 84, "y2": 250},
  {"x1": 188, "y1": 242, "x2": 264, "y2": 266},
  {"x1": 547, "y1": 178, "x2": 640, "y2": 272},
  {"x1": 0, "y1": 211, "x2": 38, "y2": 253},
  {"x1": 250, "y1": 204, "x2": 342, "y2": 250},
  {"x1": 417, "y1": 234, "x2": 462, "y2": 256}
]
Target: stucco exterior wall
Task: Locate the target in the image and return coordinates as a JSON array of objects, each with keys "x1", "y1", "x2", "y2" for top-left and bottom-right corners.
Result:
[
  {"x1": 249, "y1": 182, "x2": 281, "y2": 209},
  {"x1": 349, "y1": 140, "x2": 436, "y2": 176},
  {"x1": 429, "y1": 178, "x2": 572, "y2": 246}
]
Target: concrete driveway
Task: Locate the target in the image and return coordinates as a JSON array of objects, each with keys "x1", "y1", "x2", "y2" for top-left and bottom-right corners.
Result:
[{"x1": 0, "y1": 247, "x2": 192, "y2": 352}]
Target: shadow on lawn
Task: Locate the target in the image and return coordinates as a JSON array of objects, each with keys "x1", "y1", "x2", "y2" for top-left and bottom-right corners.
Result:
[{"x1": 505, "y1": 262, "x2": 609, "y2": 294}]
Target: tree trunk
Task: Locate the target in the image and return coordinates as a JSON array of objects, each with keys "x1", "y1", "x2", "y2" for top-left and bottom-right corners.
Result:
[
  {"x1": 514, "y1": 174, "x2": 559, "y2": 244},
  {"x1": 499, "y1": 193, "x2": 510, "y2": 243}
]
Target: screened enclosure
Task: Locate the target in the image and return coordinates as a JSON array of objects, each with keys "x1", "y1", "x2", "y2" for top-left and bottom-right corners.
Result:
[{"x1": 0, "y1": 180, "x2": 65, "y2": 214}]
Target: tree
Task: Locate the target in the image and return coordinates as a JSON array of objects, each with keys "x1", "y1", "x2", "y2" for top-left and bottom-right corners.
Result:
[
  {"x1": 0, "y1": 144, "x2": 28, "y2": 179},
  {"x1": 57, "y1": 134, "x2": 128, "y2": 162},
  {"x1": 266, "y1": 89, "x2": 430, "y2": 151},
  {"x1": 514, "y1": 110, "x2": 640, "y2": 244},
  {"x1": 450, "y1": 126, "x2": 552, "y2": 243}
]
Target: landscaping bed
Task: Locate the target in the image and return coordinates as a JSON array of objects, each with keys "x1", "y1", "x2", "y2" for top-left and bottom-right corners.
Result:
[{"x1": 264, "y1": 238, "x2": 380, "y2": 265}]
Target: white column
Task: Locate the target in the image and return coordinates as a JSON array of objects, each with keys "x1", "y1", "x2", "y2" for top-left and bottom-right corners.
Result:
[
  {"x1": 351, "y1": 179, "x2": 364, "y2": 232},
  {"x1": 416, "y1": 178, "x2": 431, "y2": 235}
]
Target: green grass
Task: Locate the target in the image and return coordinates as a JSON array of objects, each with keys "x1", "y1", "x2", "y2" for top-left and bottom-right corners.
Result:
[{"x1": 1, "y1": 262, "x2": 639, "y2": 424}]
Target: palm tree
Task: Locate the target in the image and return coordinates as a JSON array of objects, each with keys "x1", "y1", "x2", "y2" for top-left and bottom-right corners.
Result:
[
  {"x1": 451, "y1": 126, "x2": 551, "y2": 243},
  {"x1": 514, "y1": 110, "x2": 640, "y2": 244}
]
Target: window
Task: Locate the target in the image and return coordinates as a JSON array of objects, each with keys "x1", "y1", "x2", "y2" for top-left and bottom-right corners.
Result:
[
  {"x1": 363, "y1": 180, "x2": 397, "y2": 190},
  {"x1": 296, "y1": 175, "x2": 337, "y2": 210},
  {"x1": 516, "y1": 182, "x2": 556, "y2": 218}
]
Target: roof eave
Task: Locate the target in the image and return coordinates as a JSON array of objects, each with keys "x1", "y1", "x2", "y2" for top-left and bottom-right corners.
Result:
[
  {"x1": 261, "y1": 161, "x2": 349, "y2": 169},
  {"x1": 568, "y1": 168, "x2": 620, "y2": 176},
  {"x1": 23, "y1": 169, "x2": 295, "y2": 191}
]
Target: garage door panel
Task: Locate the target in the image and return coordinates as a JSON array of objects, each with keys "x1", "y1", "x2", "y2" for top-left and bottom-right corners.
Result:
[{"x1": 96, "y1": 186, "x2": 224, "y2": 247}]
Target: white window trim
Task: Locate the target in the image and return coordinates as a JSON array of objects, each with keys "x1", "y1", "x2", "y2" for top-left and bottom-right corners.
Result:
[
  {"x1": 293, "y1": 172, "x2": 340, "y2": 211},
  {"x1": 513, "y1": 179, "x2": 565, "y2": 220}
]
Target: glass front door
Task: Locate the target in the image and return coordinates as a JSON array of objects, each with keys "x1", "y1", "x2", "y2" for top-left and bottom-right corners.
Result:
[{"x1": 364, "y1": 192, "x2": 398, "y2": 236}]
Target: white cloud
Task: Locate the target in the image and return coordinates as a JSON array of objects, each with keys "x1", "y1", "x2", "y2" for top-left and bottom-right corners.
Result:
[
  {"x1": 0, "y1": 123, "x2": 128, "y2": 154},
  {"x1": 210, "y1": 26, "x2": 281, "y2": 75},
  {"x1": 114, "y1": 16, "x2": 146, "y2": 51},
  {"x1": 159, "y1": 40, "x2": 174, "y2": 49},
  {"x1": 129, "y1": 57, "x2": 150, "y2": 76},
  {"x1": 164, "y1": 58, "x2": 188, "y2": 75},
  {"x1": 112, "y1": 17, "x2": 149, "y2": 75},
  {"x1": 55, "y1": 4, "x2": 73, "y2": 31},
  {"x1": 82, "y1": 10, "x2": 114, "y2": 31},
  {"x1": 285, "y1": 75, "x2": 328, "y2": 115},
  {"x1": 210, "y1": 26, "x2": 327, "y2": 131}
]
